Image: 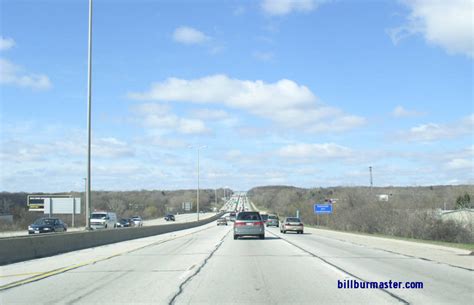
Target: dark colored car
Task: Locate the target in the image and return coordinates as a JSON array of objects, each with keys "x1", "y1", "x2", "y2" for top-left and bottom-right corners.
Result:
[
  {"x1": 28, "y1": 218, "x2": 67, "y2": 234},
  {"x1": 116, "y1": 218, "x2": 132, "y2": 228},
  {"x1": 164, "y1": 214, "x2": 175, "y2": 221}
]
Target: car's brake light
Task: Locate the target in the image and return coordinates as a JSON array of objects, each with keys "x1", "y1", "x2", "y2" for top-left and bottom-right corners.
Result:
[
  {"x1": 235, "y1": 222, "x2": 246, "y2": 226},
  {"x1": 254, "y1": 221, "x2": 264, "y2": 226}
]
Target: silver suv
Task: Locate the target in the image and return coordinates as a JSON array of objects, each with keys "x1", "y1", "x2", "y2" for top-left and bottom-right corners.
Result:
[{"x1": 233, "y1": 211, "x2": 265, "y2": 240}]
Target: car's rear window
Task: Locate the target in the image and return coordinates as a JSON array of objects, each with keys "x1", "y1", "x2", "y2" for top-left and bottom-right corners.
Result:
[
  {"x1": 286, "y1": 218, "x2": 301, "y2": 222},
  {"x1": 268, "y1": 215, "x2": 277, "y2": 219},
  {"x1": 237, "y1": 212, "x2": 261, "y2": 221}
]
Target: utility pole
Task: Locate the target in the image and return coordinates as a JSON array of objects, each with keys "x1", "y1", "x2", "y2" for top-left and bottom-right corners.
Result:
[
  {"x1": 197, "y1": 147, "x2": 200, "y2": 221},
  {"x1": 189, "y1": 145, "x2": 206, "y2": 221},
  {"x1": 85, "y1": 0, "x2": 93, "y2": 230},
  {"x1": 369, "y1": 166, "x2": 373, "y2": 189}
]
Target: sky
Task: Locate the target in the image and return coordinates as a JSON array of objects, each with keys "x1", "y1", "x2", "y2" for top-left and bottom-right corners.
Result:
[{"x1": 0, "y1": 0, "x2": 473, "y2": 192}]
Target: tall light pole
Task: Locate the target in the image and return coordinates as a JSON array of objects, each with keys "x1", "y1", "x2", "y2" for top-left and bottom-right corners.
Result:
[
  {"x1": 85, "y1": 0, "x2": 93, "y2": 230},
  {"x1": 369, "y1": 166, "x2": 373, "y2": 189},
  {"x1": 189, "y1": 145, "x2": 206, "y2": 221}
]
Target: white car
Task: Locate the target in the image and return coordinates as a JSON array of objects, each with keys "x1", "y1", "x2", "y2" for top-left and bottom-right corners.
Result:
[
  {"x1": 131, "y1": 216, "x2": 143, "y2": 227},
  {"x1": 90, "y1": 211, "x2": 117, "y2": 230}
]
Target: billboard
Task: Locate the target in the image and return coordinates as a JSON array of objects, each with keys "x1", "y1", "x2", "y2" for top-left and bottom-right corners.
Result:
[
  {"x1": 27, "y1": 195, "x2": 81, "y2": 214},
  {"x1": 182, "y1": 202, "x2": 193, "y2": 211},
  {"x1": 28, "y1": 197, "x2": 46, "y2": 211},
  {"x1": 44, "y1": 198, "x2": 81, "y2": 214}
]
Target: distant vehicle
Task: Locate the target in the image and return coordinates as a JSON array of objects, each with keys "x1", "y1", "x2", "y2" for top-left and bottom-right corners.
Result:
[
  {"x1": 90, "y1": 211, "x2": 117, "y2": 230},
  {"x1": 266, "y1": 215, "x2": 279, "y2": 227},
  {"x1": 116, "y1": 218, "x2": 132, "y2": 228},
  {"x1": 229, "y1": 212, "x2": 236, "y2": 222},
  {"x1": 28, "y1": 217, "x2": 67, "y2": 234},
  {"x1": 217, "y1": 217, "x2": 228, "y2": 226},
  {"x1": 280, "y1": 217, "x2": 304, "y2": 234},
  {"x1": 164, "y1": 214, "x2": 175, "y2": 221},
  {"x1": 260, "y1": 213, "x2": 269, "y2": 223},
  {"x1": 233, "y1": 211, "x2": 264, "y2": 240},
  {"x1": 131, "y1": 216, "x2": 143, "y2": 227}
]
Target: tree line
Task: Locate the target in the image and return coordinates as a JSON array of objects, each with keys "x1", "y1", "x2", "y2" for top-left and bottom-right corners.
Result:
[{"x1": 248, "y1": 185, "x2": 473, "y2": 243}]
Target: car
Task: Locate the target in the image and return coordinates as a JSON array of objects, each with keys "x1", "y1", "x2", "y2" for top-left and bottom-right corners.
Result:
[
  {"x1": 28, "y1": 217, "x2": 67, "y2": 234},
  {"x1": 233, "y1": 211, "x2": 265, "y2": 240},
  {"x1": 260, "y1": 213, "x2": 269, "y2": 223},
  {"x1": 90, "y1": 211, "x2": 117, "y2": 230},
  {"x1": 164, "y1": 214, "x2": 175, "y2": 221},
  {"x1": 131, "y1": 216, "x2": 143, "y2": 227},
  {"x1": 266, "y1": 215, "x2": 279, "y2": 227},
  {"x1": 116, "y1": 218, "x2": 132, "y2": 228},
  {"x1": 229, "y1": 212, "x2": 236, "y2": 222},
  {"x1": 217, "y1": 217, "x2": 228, "y2": 226},
  {"x1": 280, "y1": 217, "x2": 304, "y2": 234}
]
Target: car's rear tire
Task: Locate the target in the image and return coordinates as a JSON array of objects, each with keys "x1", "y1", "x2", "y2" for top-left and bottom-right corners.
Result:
[
  {"x1": 259, "y1": 234, "x2": 265, "y2": 239},
  {"x1": 233, "y1": 235, "x2": 238, "y2": 240}
]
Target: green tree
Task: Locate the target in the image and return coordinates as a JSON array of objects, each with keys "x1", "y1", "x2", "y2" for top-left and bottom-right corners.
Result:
[{"x1": 455, "y1": 193, "x2": 471, "y2": 209}]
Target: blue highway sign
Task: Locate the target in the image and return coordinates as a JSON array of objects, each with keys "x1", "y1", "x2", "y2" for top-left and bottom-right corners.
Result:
[{"x1": 314, "y1": 203, "x2": 333, "y2": 214}]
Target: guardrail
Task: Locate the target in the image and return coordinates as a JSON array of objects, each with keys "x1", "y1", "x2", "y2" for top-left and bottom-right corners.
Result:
[{"x1": 0, "y1": 212, "x2": 224, "y2": 265}]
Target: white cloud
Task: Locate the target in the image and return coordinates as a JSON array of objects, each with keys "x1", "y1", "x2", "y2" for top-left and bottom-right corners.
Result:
[
  {"x1": 278, "y1": 143, "x2": 353, "y2": 159},
  {"x1": 390, "y1": 0, "x2": 474, "y2": 58},
  {"x1": 261, "y1": 0, "x2": 323, "y2": 16},
  {"x1": 225, "y1": 149, "x2": 243, "y2": 160},
  {"x1": 192, "y1": 109, "x2": 230, "y2": 120},
  {"x1": 0, "y1": 36, "x2": 15, "y2": 51},
  {"x1": 173, "y1": 26, "x2": 210, "y2": 45},
  {"x1": 253, "y1": 51, "x2": 274, "y2": 62},
  {"x1": 0, "y1": 58, "x2": 52, "y2": 90},
  {"x1": 392, "y1": 105, "x2": 424, "y2": 118},
  {"x1": 128, "y1": 74, "x2": 365, "y2": 133},
  {"x1": 398, "y1": 114, "x2": 474, "y2": 142},
  {"x1": 133, "y1": 103, "x2": 210, "y2": 135},
  {"x1": 1, "y1": 136, "x2": 134, "y2": 164},
  {"x1": 92, "y1": 137, "x2": 135, "y2": 158},
  {"x1": 445, "y1": 158, "x2": 473, "y2": 170}
]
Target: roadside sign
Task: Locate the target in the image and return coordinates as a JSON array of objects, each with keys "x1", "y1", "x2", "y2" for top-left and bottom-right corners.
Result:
[
  {"x1": 182, "y1": 202, "x2": 193, "y2": 211},
  {"x1": 314, "y1": 203, "x2": 333, "y2": 214}
]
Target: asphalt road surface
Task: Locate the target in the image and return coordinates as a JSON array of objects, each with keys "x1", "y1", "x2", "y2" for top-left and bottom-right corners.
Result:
[{"x1": 1, "y1": 218, "x2": 472, "y2": 304}]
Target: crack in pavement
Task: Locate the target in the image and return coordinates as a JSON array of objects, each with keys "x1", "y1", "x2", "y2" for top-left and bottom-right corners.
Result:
[{"x1": 168, "y1": 229, "x2": 230, "y2": 305}]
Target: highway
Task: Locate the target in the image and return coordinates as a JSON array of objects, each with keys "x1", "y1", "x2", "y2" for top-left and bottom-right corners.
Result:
[
  {"x1": 0, "y1": 212, "x2": 216, "y2": 239},
  {"x1": 0, "y1": 195, "x2": 472, "y2": 304}
]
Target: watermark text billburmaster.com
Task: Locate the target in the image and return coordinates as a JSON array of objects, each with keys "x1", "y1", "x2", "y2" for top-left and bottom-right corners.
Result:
[{"x1": 338, "y1": 279, "x2": 423, "y2": 289}]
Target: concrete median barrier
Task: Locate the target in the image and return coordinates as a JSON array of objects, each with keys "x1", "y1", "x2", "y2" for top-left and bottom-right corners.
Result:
[{"x1": 0, "y1": 212, "x2": 223, "y2": 265}]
